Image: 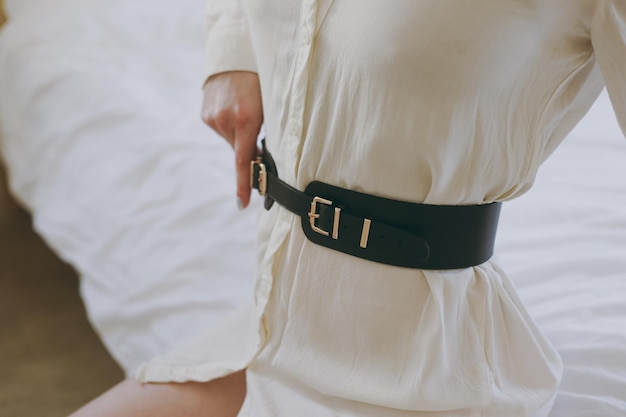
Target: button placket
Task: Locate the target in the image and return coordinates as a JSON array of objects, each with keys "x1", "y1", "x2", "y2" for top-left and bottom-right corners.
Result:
[
  {"x1": 253, "y1": 0, "x2": 323, "y2": 362},
  {"x1": 272, "y1": 0, "x2": 320, "y2": 193},
  {"x1": 289, "y1": 119, "x2": 301, "y2": 137},
  {"x1": 301, "y1": 26, "x2": 313, "y2": 45},
  {"x1": 282, "y1": 0, "x2": 318, "y2": 179}
]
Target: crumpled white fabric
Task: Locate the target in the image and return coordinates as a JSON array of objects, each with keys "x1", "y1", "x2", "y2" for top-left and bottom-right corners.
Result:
[
  {"x1": 0, "y1": 0, "x2": 259, "y2": 375},
  {"x1": 496, "y1": 90, "x2": 626, "y2": 417}
]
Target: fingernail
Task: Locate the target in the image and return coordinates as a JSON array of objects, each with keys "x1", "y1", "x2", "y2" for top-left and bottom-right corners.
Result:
[{"x1": 236, "y1": 197, "x2": 244, "y2": 211}]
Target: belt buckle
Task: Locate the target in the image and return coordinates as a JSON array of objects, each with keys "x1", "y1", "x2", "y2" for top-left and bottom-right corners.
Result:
[
  {"x1": 250, "y1": 158, "x2": 267, "y2": 196},
  {"x1": 308, "y1": 196, "x2": 341, "y2": 239}
]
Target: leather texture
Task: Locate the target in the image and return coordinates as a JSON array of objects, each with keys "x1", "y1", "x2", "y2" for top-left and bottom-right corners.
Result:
[{"x1": 252, "y1": 141, "x2": 501, "y2": 269}]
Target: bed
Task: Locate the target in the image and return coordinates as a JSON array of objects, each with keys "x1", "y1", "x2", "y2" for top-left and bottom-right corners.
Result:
[
  {"x1": 0, "y1": 0, "x2": 259, "y2": 375},
  {"x1": 0, "y1": 1, "x2": 625, "y2": 416}
]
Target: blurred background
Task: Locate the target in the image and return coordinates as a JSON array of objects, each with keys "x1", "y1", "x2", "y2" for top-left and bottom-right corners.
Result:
[
  {"x1": 0, "y1": 3, "x2": 124, "y2": 416},
  {"x1": 0, "y1": 0, "x2": 258, "y2": 415},
  {"x1": 0, "y1": 205, "x2": 123, "y2": 417}
]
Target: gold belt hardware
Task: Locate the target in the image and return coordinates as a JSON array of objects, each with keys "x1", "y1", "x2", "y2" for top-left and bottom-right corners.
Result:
[
  {"x1": 308, "y1": 196, "x2": 342, "y2": 239},
  {"x1": 250, "y1": 159, "x2": 267, "y2": 196}
]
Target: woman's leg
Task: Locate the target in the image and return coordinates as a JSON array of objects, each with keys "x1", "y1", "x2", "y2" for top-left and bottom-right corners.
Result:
[{"x1": 69, "y1": 370, "x2": 246, "y2": 417}]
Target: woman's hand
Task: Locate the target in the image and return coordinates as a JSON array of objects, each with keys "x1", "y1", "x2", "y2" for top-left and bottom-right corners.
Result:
[{"x1": 201, "y1": 71, "x2": 263, "y2": 209}]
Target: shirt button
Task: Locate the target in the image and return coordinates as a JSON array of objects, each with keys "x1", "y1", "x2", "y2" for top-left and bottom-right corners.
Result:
[
  {"x1": 289, "y1": 121, "x2": 300, "y2": 136},
  {"x1": 301, "y1": 28, "x2": 313, "y2": 45},
  {"x1": 258, "y1": 279, "x2": 271, "y2": 295}
]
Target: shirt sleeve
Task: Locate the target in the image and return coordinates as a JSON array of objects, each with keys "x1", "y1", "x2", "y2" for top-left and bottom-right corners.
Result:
[
  {"x1": 591, "y1": 0, "x2": 626, "y2": 137},
  {"x1": 203, "y1": 0, "x2": 257, "y2": 84}
]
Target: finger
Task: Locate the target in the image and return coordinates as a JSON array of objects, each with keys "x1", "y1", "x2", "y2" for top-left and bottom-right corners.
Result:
[{"x1": 233, "y1": 129, "x2": 259, "y2": 209}]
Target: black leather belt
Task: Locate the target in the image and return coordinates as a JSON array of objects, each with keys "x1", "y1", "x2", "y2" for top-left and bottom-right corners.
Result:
[{"x1": 251, "y1": 141, "x2": 501, "y2": 270}]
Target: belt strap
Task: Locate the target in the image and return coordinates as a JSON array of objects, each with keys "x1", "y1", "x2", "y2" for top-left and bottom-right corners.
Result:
[{"x1": 251, "y1": 142, "x2": 501, "y2": 270}]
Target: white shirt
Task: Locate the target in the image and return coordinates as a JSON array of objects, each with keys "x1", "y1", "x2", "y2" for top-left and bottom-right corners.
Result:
[{"x1": 138, "y1": 2, "x2": 626, "y2": 416}]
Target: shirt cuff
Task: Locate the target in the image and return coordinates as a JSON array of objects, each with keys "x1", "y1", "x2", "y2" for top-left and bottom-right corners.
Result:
[{"x1": 203, "y1": 23, "x2": 257, "y2": 85}]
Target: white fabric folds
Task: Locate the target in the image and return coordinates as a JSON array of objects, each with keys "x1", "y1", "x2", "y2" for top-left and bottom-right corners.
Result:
[
  {"x1": 0, "y1": 1, "x2": 625, "y2": 416},
  {"x1": 140, "y1": 1, "x2": 626, "y2": 417}
]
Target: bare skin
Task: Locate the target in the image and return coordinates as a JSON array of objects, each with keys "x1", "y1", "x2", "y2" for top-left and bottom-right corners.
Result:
[
  {"x1": 69, "y1": 371, "x2": 246, "y2": 417},
  {"x1": 70, "y1": 71, "x2": 263, "y2": 416},
  {"x1": 201, "y1": 71, "x2": 264, "y2": 209}
]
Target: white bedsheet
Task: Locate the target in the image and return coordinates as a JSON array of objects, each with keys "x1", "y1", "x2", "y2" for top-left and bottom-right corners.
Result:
[
  {"x1": 0, "y1": 1, "x2": 624, "y2": 415},
  {"x1": 0, "y1": 0, "x2": 259, "y2": 375},
  {"x1": 496, "y1": 92, "x2": 626, "y2": 416}
]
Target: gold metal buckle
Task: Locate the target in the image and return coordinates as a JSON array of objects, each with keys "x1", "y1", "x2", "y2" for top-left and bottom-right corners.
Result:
[
  {"x1": 360, "y1": 218, "x2": 371, "y2": 248},
  {"x1": 250, "y1": 158, "x2": 267, "y2": 196},
  {"x1": 308, "y1": 196, "x2": 341, "y2": 239}
]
